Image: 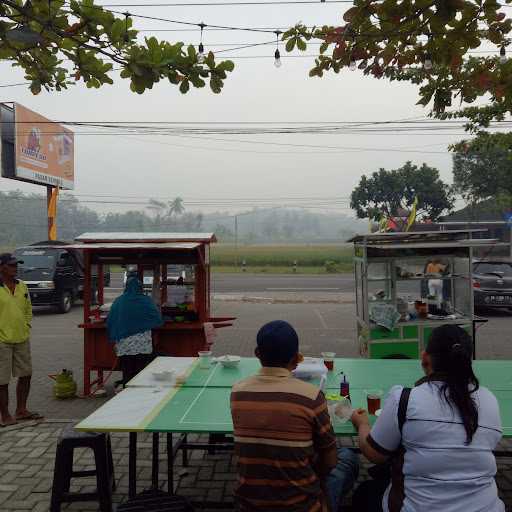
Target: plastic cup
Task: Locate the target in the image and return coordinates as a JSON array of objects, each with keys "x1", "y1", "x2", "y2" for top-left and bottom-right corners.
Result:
[
  {"x1": 365, "y1": 389, "x2": 383, "y2": 415},
  {"x1": 326, "y1": 395, "x2": 352, "y2": 424},
  {"x1": 198, "y1": 351, "x2": 212, "y2": 369},
  {"x1": 321, "y1": 352, "x2": 336, "y2": 371}
]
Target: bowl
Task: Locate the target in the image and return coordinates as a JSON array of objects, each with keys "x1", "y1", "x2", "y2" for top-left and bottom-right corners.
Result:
[
  {"x1": 219, "y1": 355, "x2": 241, "y2": 369},
  {"x1": 152, "y1": 370, "x2": 175, "y2": 382}
]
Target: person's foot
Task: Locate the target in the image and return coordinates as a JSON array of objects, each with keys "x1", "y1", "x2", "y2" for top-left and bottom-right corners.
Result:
[
  {"x1": 0, "y1": 415, "x2": 16, "y2": 427},
  {"x1": 15, "y1": 410, "x2": 43, "y2": 421}
]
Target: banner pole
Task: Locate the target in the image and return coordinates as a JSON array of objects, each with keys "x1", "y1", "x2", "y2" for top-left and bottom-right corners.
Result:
[{"x1": 47, "y1": 185, "x2": 53, "y2": 241}]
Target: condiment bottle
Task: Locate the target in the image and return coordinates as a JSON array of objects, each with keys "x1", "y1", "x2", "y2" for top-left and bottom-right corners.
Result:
[{"x1": 340, "y1": 373, "x2": 350, "y2": 400}]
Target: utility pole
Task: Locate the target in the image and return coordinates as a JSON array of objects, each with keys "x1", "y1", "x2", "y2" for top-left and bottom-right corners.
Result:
[{"x1": 234, "y1": 215, "x2": 238, "y2": 269}]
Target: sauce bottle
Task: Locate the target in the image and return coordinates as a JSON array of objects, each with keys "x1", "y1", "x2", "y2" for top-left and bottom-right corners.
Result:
[{"x1": 340, "y1": 373, "x2": 350, "y2": 400}]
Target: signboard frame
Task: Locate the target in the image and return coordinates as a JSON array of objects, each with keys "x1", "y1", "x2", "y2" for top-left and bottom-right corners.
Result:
[{"x1": 0, "y1": 102, "x2": 74, "y2": 190}]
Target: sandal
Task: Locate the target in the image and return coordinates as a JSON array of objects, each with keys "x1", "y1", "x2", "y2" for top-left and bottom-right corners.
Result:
[
  {"x1": 0, "y1": 419, "x2": 17, "y2": 428},
  {"x1": 15, "y1": 412, "x2": 44, "y2": 422}
]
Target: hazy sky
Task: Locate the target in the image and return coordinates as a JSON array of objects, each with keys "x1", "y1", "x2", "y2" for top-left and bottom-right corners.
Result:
[{"x1": 0, "y1": 1, "x2": 486, "y2": 216}]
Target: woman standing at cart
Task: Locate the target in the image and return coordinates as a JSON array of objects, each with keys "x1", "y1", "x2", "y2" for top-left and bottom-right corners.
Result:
[{"x1": 107, "y1": 277, "x2": 163, "y2": 387}]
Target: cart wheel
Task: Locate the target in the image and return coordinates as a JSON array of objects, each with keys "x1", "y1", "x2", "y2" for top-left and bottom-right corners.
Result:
[{"x1": 57, "y1": 291, "x2": 73, "y2": 314}]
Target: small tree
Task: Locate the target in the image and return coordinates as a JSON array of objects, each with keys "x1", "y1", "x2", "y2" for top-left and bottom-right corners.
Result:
[
  {"x1": 350, "y1": 162, "x2": 454, "y2": 223},
  {"x1": 451, "y1": 132, "x2": 512, "y2": 203},
  {"x1": 168, "y1": 197, "x2": 185, "y2": 217}
]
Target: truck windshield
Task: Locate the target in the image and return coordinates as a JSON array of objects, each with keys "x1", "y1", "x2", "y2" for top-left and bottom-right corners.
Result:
[{"x1": 14, "y1": 250, "x2": 57, "y2": 271}]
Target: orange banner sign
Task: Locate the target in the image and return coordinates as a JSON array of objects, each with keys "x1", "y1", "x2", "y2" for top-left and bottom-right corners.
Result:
[{"x1": 15, "y1": 103, "x2": 74, "y2": 189}]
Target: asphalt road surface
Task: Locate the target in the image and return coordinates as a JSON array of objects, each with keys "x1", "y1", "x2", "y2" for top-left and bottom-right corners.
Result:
[
  {"x1": 10, "y1": 273, "x2": 512, "y2": 421},
  {"x1": 109, "y1": 272, "x2": 356, "y2": 294}
]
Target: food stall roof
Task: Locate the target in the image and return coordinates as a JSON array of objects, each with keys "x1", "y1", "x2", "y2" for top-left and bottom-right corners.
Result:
[
  {"x1": 348, "y1": 230, "x2": 489, "y2": 244},
  {"x1": 57, "y1": 242, "x2": 202, "y2": 251},
  {"x1": 75, "y1": 232, "x2": 217, "y2": 243},
  {"x1": 360, "y1": 240, "x2": 499, "y2": 250}
]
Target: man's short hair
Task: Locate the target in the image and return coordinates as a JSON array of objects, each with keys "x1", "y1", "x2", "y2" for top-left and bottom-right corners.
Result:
[{"x1": 256, "y1": 320, "x2": 299, "y2": 366}]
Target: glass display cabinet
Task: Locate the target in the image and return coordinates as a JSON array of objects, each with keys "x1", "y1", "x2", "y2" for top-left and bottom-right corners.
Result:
[{"x1": 350, "y1": 231, "x2": 496, "y2": 359}]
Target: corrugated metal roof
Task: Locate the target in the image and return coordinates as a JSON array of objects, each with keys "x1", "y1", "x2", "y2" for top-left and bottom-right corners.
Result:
[
  {"x1": 75, "y1": 232, "x2": 217, "y2": 243},
  {"x1": 58, "y1": 242, "x2": 201, "y2": 251},
  {"x1": 348, "y1": 230, "x2": 488, "y2": 244},
  {"x1": 365, "y1": 240, "x2": 498, "y2": 250}
]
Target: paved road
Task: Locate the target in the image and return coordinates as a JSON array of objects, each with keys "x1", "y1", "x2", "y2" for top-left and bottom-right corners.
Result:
[{"x1": 109, "y1": 272, "x2": 356, "y2": 294}]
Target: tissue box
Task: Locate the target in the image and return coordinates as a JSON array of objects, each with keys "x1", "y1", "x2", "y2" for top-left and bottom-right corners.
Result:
[{"x1": 292, "y1": 357, "x2": 328, "y2": 381}]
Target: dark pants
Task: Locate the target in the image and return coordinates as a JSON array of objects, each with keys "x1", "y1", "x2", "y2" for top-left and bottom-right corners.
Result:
[
  {"x1": 325, "y1": 448, "x2": 360, "y2": 512},
  {"x1": 352, "y1": 478, "x2": 388, "y2": 512},
  {"x1": 119, "y1": 353, "x2": 155, "y2": 387}
]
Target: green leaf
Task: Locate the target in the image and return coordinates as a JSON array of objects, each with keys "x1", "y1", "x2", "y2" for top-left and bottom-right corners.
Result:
[
  {"x1": 190, "y1": 76, "x2": 206, "y2": 88},
  {"x1": 220, "y1": 60, "x2": 235, "y2": 72},
  {"x1": 297, "y1": 38, "x2": 307, "y2": 51},
  {"x1": 179, "y1": 79, "x2": 190, "y2": 94},
  {"x1": 187, "y1": 45, "x2": 196, "y2": 60},
  {"x1": 111, "y1": 19, "x2": 124, "y2": 42},
  {"x1": 285, "y1": 38, "x2": 296, "y2": 52}
]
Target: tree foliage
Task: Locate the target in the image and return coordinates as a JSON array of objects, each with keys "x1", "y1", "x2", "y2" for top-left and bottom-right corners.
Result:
[
  {"x1": 451, "y1": 131, "x2": 512, "y2": 202},
  {"x1": 283, "y1": 0, "x2": 512, "y2": 126},
  {"x1": 0, "y1": 0, "x2": 234, "y2": 94},
  {"x1": 350, "y1": 161, "x2": 454, "y2": 221}
]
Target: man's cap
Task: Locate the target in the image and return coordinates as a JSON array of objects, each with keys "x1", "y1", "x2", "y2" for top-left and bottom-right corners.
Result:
[
  {"x1": 256, "y1": 320, "x2": 299, "y2": 364},
  {"x1": 0, "y1": 253, "x2": 23, "y2": 266}
]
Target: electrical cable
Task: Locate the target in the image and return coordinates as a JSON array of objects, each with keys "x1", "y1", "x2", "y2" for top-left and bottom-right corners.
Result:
[{"x1": 99, "y1": 0, "x2": 355, "y2": 5}]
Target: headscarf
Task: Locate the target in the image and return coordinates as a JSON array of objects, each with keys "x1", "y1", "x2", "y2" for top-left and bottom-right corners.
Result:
[{"x1": 107, "y1": 277, "x2": 163, "y2": 342}]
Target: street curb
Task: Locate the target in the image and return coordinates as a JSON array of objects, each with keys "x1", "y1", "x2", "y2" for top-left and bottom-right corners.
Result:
[{"x1": 213, "y1": 294, "x2": 355, "y2": 305}]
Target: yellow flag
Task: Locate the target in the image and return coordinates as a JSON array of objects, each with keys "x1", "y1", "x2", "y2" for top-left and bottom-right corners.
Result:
[
  {"x1": 379, "y1": 215, "x2": 388, "y2": 233},
  {"x1": 406, "y1": 197, "x2": 418, "y2": 232},
  {"x1": 48, "y1": 187, "x2": 59, "y2": 240}
]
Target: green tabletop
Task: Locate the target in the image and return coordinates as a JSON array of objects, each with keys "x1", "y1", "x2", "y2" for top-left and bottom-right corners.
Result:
[
  {"x1": 144, "y1": 385, "x2": 512, "y2": 437},
  {"x1": 184, "y1": 358, "x2": 261, "y2": 387},
  {"x1": 76, "y1": 358, "x2": 512, "y2": 437},
  {"x1": 183, "y1": 358, "x2": 512, "y2": 392}
]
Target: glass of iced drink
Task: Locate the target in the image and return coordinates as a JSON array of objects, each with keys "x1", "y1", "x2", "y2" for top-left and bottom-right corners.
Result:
[{"x1": 365, "y1": 389, "x2": 383, "y2": 415}]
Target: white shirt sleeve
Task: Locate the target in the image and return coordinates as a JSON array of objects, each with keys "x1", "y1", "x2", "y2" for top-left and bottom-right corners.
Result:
[{"x1": 368, "y1": 385, "x2": 404, "y2": 455}]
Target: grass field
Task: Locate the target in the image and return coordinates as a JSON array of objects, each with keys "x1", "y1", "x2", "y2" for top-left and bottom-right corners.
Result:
[
  {"x1": 1, "y1": 244, "x2": 355, "y2": 274},
  {"x1": 211, "y1": 244, "x2": 354, "y2": 273}
]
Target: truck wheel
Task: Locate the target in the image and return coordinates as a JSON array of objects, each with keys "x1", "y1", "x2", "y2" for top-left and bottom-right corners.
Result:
[{"x1": 57, "y1": 291, "x2": 73, "y2": 314}]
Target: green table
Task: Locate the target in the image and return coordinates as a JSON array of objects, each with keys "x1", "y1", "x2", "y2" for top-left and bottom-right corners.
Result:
[
  {"x1": 76, "y1": 358, "x2": 512, "y2": 499},
  {"x1": 77, "y1": 358, "x2": 512, "y2": 435},
  {"x1": 182, "y1": 357, "x2": 512, "y2": 392},
  {"x1": 145, "y1": 385, "x2": 512, "y2": 436}
]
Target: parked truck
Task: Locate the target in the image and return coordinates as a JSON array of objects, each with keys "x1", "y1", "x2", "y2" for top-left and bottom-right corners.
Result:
[{"x1": 12, "y1": 241, "x2": 110, "y2": 313}]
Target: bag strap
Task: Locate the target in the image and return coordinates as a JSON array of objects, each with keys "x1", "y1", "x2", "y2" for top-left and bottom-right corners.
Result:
[{"x1": 398, "y1": 387, "x2": 411, "y2": 435}]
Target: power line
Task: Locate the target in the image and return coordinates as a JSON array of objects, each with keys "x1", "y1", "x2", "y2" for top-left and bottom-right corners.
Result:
[{"x1": 99, "y1": 0, "x2": 352, "y2": 5}]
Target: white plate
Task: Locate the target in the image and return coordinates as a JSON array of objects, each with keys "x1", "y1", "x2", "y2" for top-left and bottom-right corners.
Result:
[{"x1": 375, "y1": 408, "x2": 382, "y2": 417}]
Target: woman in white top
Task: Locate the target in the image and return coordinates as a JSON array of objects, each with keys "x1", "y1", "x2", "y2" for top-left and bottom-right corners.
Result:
[{"x1": 351, "y1": 324, "x2": 504, "y2": 512}]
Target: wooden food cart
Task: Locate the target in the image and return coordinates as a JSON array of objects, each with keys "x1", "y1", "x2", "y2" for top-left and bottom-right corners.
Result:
[
  {"x1": 65, "y1": 232, "x2": 234, "y2": 395},
  {"x1": 350, "y1": 230, "x2": 496, "y2": 360}
]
